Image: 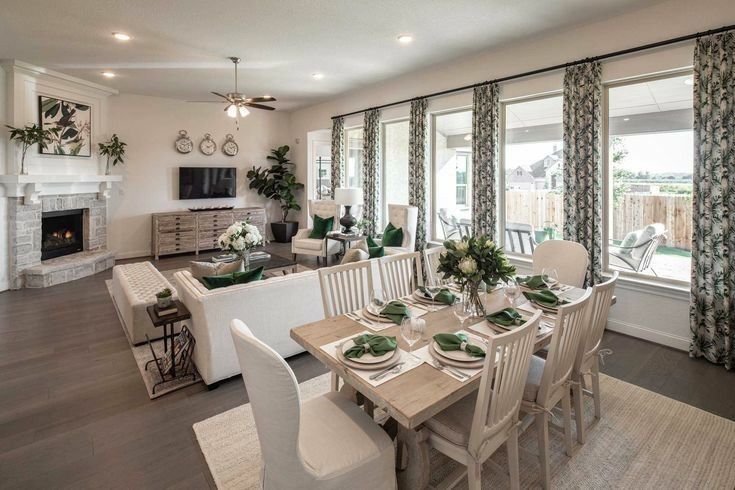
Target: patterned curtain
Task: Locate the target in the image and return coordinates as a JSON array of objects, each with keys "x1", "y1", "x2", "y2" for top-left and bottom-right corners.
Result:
[
  {"x1": 362, "y1": 109, "x2": 381, "y2": 236},
  {"x1": 409, "y1": 98, "x2": 428, "y2": 250},
  {"x1": 330, "y1": 117, "x2": 344, "y2": 194},
  {"x1": 690, "y1": 32, "x2": 735, "y2": 370},
  {"x1": 562, "y1": 61, "x2": 603, "y2": 286},
  {"x1": 471, "y1": 83, "x2": 499, "y2": 239}
]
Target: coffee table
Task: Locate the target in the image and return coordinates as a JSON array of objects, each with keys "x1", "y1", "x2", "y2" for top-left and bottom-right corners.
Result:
[{"x1": 212, "y1": 252, "x2": 298, "y2": 275}]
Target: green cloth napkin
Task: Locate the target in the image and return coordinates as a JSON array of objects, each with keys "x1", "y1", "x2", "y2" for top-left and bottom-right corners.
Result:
[
  {"x1": 516, "y1": 275, "x2": 548, "y2": 290},
  {"x1": 486, "y1": 307, "x2": 524, "y2": 327},
  {"x1": 523, "y1": 289, "x2": 569, "y2": 309},
  {"x1": 418, "y1": 286, "x2": 456, "y2": 305},
  {"x1": 344, "y1": 334, "x2": 397, "y2": 359},
  {"x1": 380, "y1": 300, "x2": 410, "y2": 324},
  {"x1": 433, "y1": 333, "x2": 485, "y2": 358}
]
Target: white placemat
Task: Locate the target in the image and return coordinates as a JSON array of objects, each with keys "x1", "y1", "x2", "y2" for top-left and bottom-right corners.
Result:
[
  {"x1": 346, "y1": 304, "x2": 428, "y2": 332},
  {"x1": 469, "y1": 318, "x2": 553, "y2": 339},
  {"x1": 413, "y1": 330, "x2": 487, "y2": 382},
  {"x1": 320, "y1": 332, "x2": 424, "y2": 387}
]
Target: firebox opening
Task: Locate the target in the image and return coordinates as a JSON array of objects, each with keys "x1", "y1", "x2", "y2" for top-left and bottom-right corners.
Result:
[{"x1": 41, "y1": 209, "x2": 84, "y2": 260}]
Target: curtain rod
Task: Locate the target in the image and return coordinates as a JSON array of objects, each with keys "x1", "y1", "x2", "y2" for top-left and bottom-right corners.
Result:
[{"x1": 331, "y1": 23, "x2": 735, "y2": 120}]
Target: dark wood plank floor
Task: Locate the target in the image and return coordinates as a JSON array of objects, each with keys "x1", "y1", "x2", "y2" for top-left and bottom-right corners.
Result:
[{"x1": 0, "y1": 243, "x2": 732, "y2": 488}]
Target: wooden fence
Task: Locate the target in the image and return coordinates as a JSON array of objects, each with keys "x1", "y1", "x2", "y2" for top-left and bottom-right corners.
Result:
[{"x1": 504, "y1": 190, "x2": 692, "y2": 251}]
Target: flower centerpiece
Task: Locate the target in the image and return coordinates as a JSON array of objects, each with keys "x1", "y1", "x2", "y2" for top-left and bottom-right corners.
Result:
[
  {"x1": 437, "y1": 235, "x2": 516, "y2": 316},
  {"x1": 217, "y1": 220, "x2": 264, "y2": 270}
]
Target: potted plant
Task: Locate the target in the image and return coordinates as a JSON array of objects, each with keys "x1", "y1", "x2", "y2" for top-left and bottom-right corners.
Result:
[
  {"x1": 217, "y1": 219, "x2": 264, "y2": 270},
  {"x1": 155, "y1": 288, "x2": 173, "y2": 309},
  {"x1": 5, "y1": 124, "x2": 59, "y2": 175},
  {"x1": 247, "y1": 145, "x2": 304, "y2": 243},
  {"x1": 98, "y1": 134, "x2": 127, "y2": 175}
]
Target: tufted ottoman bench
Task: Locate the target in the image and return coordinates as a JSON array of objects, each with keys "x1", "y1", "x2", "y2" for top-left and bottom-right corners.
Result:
[{"x1": 111, "y1": 261, "x2": 179, "y2": 345}]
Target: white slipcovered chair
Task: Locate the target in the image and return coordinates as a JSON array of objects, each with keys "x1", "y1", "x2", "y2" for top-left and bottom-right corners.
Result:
[
  {"x1": 423, "y1": 245, "x2": 446, "y2": 285},
  {"x1": 424, "y1": 312, "x2": 541, "y2": 489},
  {"x1": 532, "y1": 239, "x2": 589, "y2": 288},
  {"x1": 229, "y1": 319, "x2": 396, "y2": 490},
  {"x1": 375, "y1": 204, "x2": 418, "y2": 254},
  {"x1": 292, "y1": 200, "x2": 341, "y2": 265}
]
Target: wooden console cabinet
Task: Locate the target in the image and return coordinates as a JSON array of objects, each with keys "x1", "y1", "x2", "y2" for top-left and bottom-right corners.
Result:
[{"x1": 151, "y1": 208, "x2": 266, "y2": 259}]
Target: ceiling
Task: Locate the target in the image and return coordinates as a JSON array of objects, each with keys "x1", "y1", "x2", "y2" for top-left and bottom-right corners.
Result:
[{"x1": 0, "y1": 0, "x2": 668, "y2": 111}]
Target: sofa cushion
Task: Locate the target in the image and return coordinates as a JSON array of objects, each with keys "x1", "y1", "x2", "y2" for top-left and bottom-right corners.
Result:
[
  {"x1": 294, "y1": 237, "x2": 326, "y2": 251},
  {"x1": 234, "y1": 266, "x2": 265, "y2": 284},
  {"x1": 190, "y1": 260, "x2": 243, "y2": 280},
  {"x1": 202, "y1": 266, "x2": 264, "y2": 290},
  {"x1": 309, "y1": 215, "x2": 334, "y2": 239},
  {"x1": 341, "y1": 248, "x2": 370, "y2": 264},
  {"x1": 382, "y1": 223, "x2": 404, "y2": 247}
]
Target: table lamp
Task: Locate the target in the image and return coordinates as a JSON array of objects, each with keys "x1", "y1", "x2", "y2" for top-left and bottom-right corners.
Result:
[{"x1": 334, "y1": 187, "x2": 363, "y2": 234}]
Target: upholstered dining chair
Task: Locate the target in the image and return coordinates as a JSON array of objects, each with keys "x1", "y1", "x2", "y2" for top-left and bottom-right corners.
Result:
[
  {"x1": 573, "y1": 272, "x2": 618, "y2": 444},
  {"x1": 292, "y1": 199, "x2": 341, "y2": 264},
  {"x1": 424, "y1": 311, "x2": 541, "y2": 490},
  {"x1": 378, "y1": 251, "x2": 423, "y2": 300},
  {"x1": 375, "y1": 204, "x2": 418, "y2": 254},
  {"x1": 423, "y1": 245, "x2": 446, "y2": 285},
  {"x1": 318, "y1": 261, "x2": 374, "y2": 391},
  {"x1": 229, "y1": 319, "x2": 396, "y2": 490},
  {"x1": 519, "y1": 288, "x2": 593, "y2": 489},
  {"x1": 532, "y1": 239, "x2": 589, "y2": 288}
]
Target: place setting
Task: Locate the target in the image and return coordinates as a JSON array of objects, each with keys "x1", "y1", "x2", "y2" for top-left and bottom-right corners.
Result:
[
  {"x1": 408, "y1": 278, "x2": 459, "y2": 311},
  {"x1": 345, "y1": 288, "x2": 428, "y2": 331},
  {"x1": 413, "y1": 328, "x2": 489, "y2": 382}
]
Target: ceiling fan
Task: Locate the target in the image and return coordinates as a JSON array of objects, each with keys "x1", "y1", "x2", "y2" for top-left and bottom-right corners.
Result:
[{"x1": 189, "y1": 56, "x2": 276, "y2": 121}]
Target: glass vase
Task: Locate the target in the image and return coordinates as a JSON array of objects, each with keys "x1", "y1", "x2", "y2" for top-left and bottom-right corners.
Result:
[
  {"x1": 461, "y1": 280, "x2": 486, "y2": 318},
  {"x1": 239, "y1": 250, "x2": 251, "y2": 271}
]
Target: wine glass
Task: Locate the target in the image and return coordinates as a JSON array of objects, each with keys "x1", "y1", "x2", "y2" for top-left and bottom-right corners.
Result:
[
  {"x1": 453, "y1": 300, "x2": 472, "y2": 331},
  {"x1": 424, "y1": 278, "x2": 443, "y2": 312},
  {"x1": 504, "y1": 278, "x2": 521, "y2": 307},
  {"x1": 401, "y1": 317, "x2": 424, "y2": 358},
  {"x1": 542, "y1": 267, "x2": 559, "y2": 290}
]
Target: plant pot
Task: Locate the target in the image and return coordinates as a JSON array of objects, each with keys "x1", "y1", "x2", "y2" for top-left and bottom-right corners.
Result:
[
  {"x1": 271, "y1": 221, "x2": 299, "y2": 243},
  {"x1": 157, "y1": 296, "x2": 172, "y2": 309}
]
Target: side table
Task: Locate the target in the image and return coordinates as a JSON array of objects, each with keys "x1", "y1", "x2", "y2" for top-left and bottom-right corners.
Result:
[
  {"x1": 325, "y1": 233, "x2": 367, "y2": 265},
  {"x1": 146, "y1": 300, "x2": 192, "y2": 382}
]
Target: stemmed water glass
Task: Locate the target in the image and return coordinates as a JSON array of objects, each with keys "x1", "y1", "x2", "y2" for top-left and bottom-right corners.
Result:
[
  {"x1": 370, "y1": 288, "x2": 385, "y2": 311},
  {"x1": 401, "y1": 317, "x2": 425, "y2": 359},
  {"x1": 453, "y1": 299, "x2": 472, "y2": 331},
  {"x1": 424, "y1": 278, "x2": 443, "y2": 312},
  {"x1": 542, "y1": 267, "x2": 559, "y2": 290},
  {"x1": 504, "y1": 278, "x2": 521, "y2": 307}
]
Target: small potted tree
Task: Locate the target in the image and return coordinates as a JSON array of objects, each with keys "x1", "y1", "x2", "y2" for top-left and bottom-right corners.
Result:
[
  {"x1": 5, "y1": 124, "x2": 59, "y2": 175},
  {"x1": 98, "y1": 134, "x2": 127, "y2": 175},
  {"x1": 247, "y1": 145, "x2": 304, "y2": 242}
]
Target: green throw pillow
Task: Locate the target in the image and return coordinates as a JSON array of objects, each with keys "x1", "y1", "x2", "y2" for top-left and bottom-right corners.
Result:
[
  {"x1": 382, "y1": 222, "x2": 404, "y2": 247},
  {"x1": 308, "y1": 215, "x2": 333, "y2": 239},
  {"x1": 368, "y1": 246, "x2": 385, "y2": 258},
  {"x1": 233, "y1": 266, "x2": 264, "y2": 284},
  {"x1": 366, "y1": 236, "x2": 380, "y2": 248},
  {"x1": 202, "y1": 266, "x2": 265, "y2": 290}
]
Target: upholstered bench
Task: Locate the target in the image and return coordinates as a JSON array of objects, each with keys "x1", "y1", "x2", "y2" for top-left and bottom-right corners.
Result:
[{"x1": 111, "y1": 261, "x2": 178, "y2": 345}]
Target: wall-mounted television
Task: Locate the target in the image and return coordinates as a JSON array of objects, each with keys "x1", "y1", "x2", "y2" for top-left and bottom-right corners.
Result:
[{"x1": 178, "y1": 167, "x2": 237, "y2": 199}]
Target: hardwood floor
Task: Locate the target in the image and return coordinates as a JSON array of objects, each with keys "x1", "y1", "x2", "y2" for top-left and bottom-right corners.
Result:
[{"x1": 0, "y1": 243, "x2": 732, "y2": 488}]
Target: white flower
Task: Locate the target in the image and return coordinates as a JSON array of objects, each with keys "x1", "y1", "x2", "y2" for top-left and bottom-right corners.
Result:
[
  {"x1": 226, "y1": 224, "x2": 240, "y2": 236},
  {"x1": 458, "y1": 257, "x2": 477, "y2": 275},
  {"x1": 455, "y1": 240, "x2": 470, "y2": 253},
  {"x1": 485, "y1": 239, "x2": 495, "y2": 249}
]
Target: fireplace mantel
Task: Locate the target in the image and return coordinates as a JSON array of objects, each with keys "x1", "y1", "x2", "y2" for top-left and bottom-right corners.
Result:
[{"x1": 0, "y1": 174, "x2": 123, "y2": 204}]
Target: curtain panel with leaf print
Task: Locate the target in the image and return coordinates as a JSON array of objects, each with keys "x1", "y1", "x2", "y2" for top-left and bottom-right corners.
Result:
[
  {"x1": 330, "y1": 117, "x2": 344, "y2": 194},
  {"x1": 690, "y1": 32, "x2": 735, "y2": 370},
  {"x1": 562, "y1": 61, "x2": 603, "y2": 286},
  {"x1": 471, "y1": 83, "x2": 499, "y2": 239},
  {"x1": 362, "y1": 109, "x2": 381, "y2": 237},
  {"x1": 409, "y1": 98, "x2": 429, "y2": 251}
]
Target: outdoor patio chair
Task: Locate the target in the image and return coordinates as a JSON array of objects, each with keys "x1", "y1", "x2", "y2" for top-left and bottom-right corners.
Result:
[
  {"x1": 438, "y1": 209, "x2": 460, "y2": 240},
  {"x1": 505, "y1": 221, "x2": 538, "y2": 254},
  {"x1": 608, "y1": 223, "x2": 667, "y2": 276}
]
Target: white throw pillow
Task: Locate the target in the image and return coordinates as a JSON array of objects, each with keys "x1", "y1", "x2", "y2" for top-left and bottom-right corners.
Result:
[
  {"x1": 190, "y1": 260, "x2": 243, "y2": 281},
  {"x1": 340, "y1": 248, "x2": 370, "y2": 265}
]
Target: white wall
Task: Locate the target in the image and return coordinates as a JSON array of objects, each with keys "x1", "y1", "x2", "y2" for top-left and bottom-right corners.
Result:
[
  {"x1": 107, "y1": 94, "x2": 291, "y2": 259},
  {"x1": 288, "y1": 0, "x2": 735, "y2": 351}
]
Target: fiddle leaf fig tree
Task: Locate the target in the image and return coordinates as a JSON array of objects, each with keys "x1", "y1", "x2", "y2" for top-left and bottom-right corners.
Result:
[
  {"x1": 5, "y1": 123, "x2": 60, "y2": 175},
  {"x1": 247, "y1": 145, "x2": 304, "y2": 222},
  {"x1": 98, "y1": 134, "x2": 127, "y2": 175}
]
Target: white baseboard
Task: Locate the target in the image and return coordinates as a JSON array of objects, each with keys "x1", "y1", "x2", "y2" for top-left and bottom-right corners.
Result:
[
  {"x1": 115, "y1": 250, "x2": 151, "y2": 260},
  {"x1": 606, "y1": 318, "x2": 690, "y2": 351}
]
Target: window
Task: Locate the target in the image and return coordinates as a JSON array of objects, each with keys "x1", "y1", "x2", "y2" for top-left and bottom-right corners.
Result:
[
  {"x1": 382, "y1": 120, "x2": 410, "y2": 227},
  {"x1": 345, "y1": 127, "x2": 364, "y2": 188},
  {"x1": 502, "y1": 95, "x2": 563, "y2": 256},
  {"x1": 606, "y1": 73, "x2": 693, "y2": 282},
  {"x1": 433, "y1": 109, "x2": 472, "y2": 240}
]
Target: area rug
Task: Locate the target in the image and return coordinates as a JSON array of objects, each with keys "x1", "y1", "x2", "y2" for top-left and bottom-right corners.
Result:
[{"x1": 193, "y1": 373, "x2": 735, "y2": 489}]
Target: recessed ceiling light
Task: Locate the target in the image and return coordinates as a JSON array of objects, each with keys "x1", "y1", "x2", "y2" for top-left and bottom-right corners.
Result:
[
  {"x1": 101, "y1": 71, "x2": 116, "y2": 78},
  {"x1": 397, "y1": 34, "x2": 413, "y2": 44},
  {"x1": 684, "y1": 78, "x2": 693, "y2": 86},
  {"x1": 623, "y1": 117, "x2": 630, "y2": 121},
  {"x1": 112, "y1": 32, "x2": 131, "y2": 41},
  {"x1": 312, "y1": 72, "x2": 324, "y2": 80},
  {"x1": 463, "y1": 134, "x2": 471, "y2": 141}
]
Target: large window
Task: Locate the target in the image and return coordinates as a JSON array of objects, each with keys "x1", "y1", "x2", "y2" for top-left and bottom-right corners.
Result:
[
  {"x1": 433, "y1": 110, "x2": 472, "y2": 240},
  {"x1": 345, "y1": 127, "x2": 364, "y2": 189},
  {"x1": 382, "y1": 120, "x2": 410, "y2": 227},
  {"x1": 606, "y1": 73, "x2": 693, "y2": 282},
  {"x1": 502, "y1": 95, "x2": 563, "y2": 255}
]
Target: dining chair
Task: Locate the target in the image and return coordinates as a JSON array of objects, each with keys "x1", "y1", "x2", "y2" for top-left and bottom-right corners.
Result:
[
  {"x1": 423, "y1": 245, "x2": 446, "y2": 285},
  {"x1": 318, "y1": 261, "x2": 374, "y2": 390},
  {"x1": 378, "y1": 251, "x2": 423, "y2": 299},
  {"x1": 531, "y1": 239, "x2": 588, "y2": 288},
  {"x1": 423, "y1": 311, "x2": 541, "y2": 490},
  {"x1": 229, "y1": 319, "x2": 396, "y2": 490},
  {"x1": 573, "y1": 272, "x2": 618, "y2": 444},
  {"x1": 519, "y1": 287, "x2": 593, "y2": 489}
]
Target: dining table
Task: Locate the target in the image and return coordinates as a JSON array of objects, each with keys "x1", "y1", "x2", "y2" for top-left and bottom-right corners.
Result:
[{"x1": 290, "y1": 283, "x2": 594, "y2": 489}]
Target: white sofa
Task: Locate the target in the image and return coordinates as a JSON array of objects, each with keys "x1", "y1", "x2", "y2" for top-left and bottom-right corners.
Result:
[
  {"x1": 174, "y1": 269, "x2": 324, "y2": 386},
  {"x1": 292, "y1": 199, "x2": 341, "y2": 264}
]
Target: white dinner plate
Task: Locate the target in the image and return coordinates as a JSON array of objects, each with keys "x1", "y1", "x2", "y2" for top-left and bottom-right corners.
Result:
[
  {"x1": 337, "y1": 346, "x2": 401, "y2": 371},
  {"x1": 432, "y1": 336, "x2": 486, "y2": 362},
  {"x1": 340, "y1": 338, "x2": 395, "y2": 364}
]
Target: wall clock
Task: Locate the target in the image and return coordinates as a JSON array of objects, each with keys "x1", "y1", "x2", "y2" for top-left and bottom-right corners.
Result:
[
  {"x1": 222, "y1": 134, "x2": 239, "y2": 156},
  {"x1": 175, "y1": 130, "x2": 193, "y2": 154},
  {"x1": 199, "y1": 133, "x2": 216, "y2": 155}
]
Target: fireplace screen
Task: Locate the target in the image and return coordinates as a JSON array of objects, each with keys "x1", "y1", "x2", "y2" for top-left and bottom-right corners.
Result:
[{"x1": 41, "y1": 209, "x2": 84, "y2": 260}]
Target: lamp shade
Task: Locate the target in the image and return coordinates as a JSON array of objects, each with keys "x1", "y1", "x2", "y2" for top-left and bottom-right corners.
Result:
[{"x1": 334, "y1": 187, "x2": 363, "y2": 206}]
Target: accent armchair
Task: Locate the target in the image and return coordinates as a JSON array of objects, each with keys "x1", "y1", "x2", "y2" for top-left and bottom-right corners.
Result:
[
  {"x1": 375, "y1": 204, "x2": 418, "y2": 254},
  {"x1": 292, "y1": 199, "x2": 341, "y2": 265}
]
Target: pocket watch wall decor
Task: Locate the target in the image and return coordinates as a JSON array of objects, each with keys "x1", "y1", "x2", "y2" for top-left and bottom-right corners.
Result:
[
  {"x1": 222, "y1": 134, "x2": 239, "y2": 156},
  {"x1": 199, "y1": 133, "x2": 216, "y2": 155},
  {"x1": 175, "y1": 130, "x2": 193, "y2": 154}
]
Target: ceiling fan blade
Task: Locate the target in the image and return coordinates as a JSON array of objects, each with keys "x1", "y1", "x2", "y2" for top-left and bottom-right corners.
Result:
[
  {"x1": 246, "y1": 96, "x2": 277, "y2": 103},
  {"x1": 211, "y1": 91, "x2": 233, "y2": 102},
  {"x1": 187, "y1": 100, "x2": 226, "y2": 103},
  {"x1": 245, "y1": 103, "x2": 276, "y2": 111}
]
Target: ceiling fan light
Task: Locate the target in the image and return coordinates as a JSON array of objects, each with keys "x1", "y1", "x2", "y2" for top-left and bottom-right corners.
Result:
[
  {"x1": 226, "y1": 104, "x2": 238, "y2": 118},
  {"x1": 239, "y1": 106, "x2": 250, "y2": 118}
]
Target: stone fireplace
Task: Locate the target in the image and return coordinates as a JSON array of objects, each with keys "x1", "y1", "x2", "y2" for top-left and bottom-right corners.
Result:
[{"x1": 41, "y1": 209, "x2": 85, "y2": 260}]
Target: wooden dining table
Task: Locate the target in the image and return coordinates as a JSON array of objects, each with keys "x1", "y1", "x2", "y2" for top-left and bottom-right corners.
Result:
[{"x1": 291, "y1": 285, "x2": 580, "y2": 489}]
